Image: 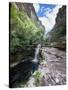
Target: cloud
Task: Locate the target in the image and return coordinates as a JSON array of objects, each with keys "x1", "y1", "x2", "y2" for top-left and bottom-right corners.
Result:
[
  {"x1": 38, "y1": 5, "x2": 62, "y2": 34},
  {"x1": 44, "y1": 8, "x2": 52, "y2": 14},
  {"x1": 33, "y1": 4, "x2": 40, "y2": 13},
  {"x1": 39, "y1": 17, "x2": 52, "y2": 33}
]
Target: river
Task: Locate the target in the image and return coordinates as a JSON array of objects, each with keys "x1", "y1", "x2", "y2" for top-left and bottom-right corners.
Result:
[
  {"x1": 10, "y1": 46, "x2": 66, "y2": 87},
  {"x1": 26, "y1": 47, "x2": 66, "y2": 87}
]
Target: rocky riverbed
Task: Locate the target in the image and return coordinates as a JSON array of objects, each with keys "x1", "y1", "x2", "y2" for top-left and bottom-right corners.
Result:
[
  {"x1": 25, "y1": 47, "x2": 66, "y2": 87},
  {"x1": 39, "y1": 47, "x2": 66, "y2": 85},
  {"x1": 10, "y1": 47, "x2": 66, "y2": 87}
]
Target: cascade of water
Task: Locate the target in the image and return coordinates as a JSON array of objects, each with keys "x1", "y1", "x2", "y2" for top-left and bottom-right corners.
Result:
[{"x1": 32, "y1": 44, "x2": 41, "y2": 63}]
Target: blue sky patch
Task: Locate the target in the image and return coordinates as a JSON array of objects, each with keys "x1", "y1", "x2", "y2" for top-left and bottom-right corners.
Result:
[
  {"x1": 33, "y1": 4, "x2": 62, "y2": 33},
  {"x1": 37, "y1": 4, "x2": 56, "y2": 17}
]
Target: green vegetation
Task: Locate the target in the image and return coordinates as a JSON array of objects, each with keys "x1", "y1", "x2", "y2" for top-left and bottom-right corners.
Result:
[
  {"x1": 50, "y1": 26, "x2": 66, "y2": 42},
  {"x1": 33, "y1": 70, "x2": 43, "y2": 86},
  {"x1": 10, "y1": 3, "x2": 44, "y2": 63}
]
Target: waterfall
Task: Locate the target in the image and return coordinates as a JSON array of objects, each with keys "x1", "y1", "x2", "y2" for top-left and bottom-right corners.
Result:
[{"x1": 32, "y1": 44, "x2": 41, "y2": 63}]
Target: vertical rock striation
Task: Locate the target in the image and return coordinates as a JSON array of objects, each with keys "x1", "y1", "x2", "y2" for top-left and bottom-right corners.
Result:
[{"x1": 46, "y1": 6, "x2": 66, "y2": 50}]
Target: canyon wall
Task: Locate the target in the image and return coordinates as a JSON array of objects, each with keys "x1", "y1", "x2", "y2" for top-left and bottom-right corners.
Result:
[
  {"x1": 46, "y1": 6, "x2": 66, "y2": 50},
  {"x1": 10, "y1": 3, "x2": 45, "y2": 64}
]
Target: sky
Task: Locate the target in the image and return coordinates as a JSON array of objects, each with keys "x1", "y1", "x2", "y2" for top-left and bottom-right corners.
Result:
[{"x1": 33, "y1": 4, "x2": 62, "y2": 34}]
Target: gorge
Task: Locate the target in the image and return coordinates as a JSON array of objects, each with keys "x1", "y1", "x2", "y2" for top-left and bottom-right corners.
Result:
[{"x1": 9, "y1": 3, "x2": 66, "y2": 88}]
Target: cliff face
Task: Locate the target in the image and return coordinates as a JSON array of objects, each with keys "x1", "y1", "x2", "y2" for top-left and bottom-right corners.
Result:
[
  {"x1": 14, "y1": 2, "x2": 45, "y2": 30},
  {"x1": 15, "y1": 3, "x2": 38, "y2": 20},
  {"x1": 56, "y1": 6, "x2": 66, "y2": 27},
  {"x1": 10, "y1": 3, "x2": 45, "y2": 64},
  {"x1": 46, "y1": 6, "x2": 66, "y2": 50}
]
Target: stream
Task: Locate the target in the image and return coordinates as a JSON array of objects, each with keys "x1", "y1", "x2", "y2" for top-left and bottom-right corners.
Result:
[
  {"x1": 10, "y1": 46, "x2": 66, "y2": 87},
  {"x1": 26, "y1": 47, "x2": 66, "y2": 87}
]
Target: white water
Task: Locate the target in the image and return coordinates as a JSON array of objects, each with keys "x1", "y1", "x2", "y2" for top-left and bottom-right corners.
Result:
[{"x1": 32, "y1": 44, "x2": 41, "y2": 63}]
